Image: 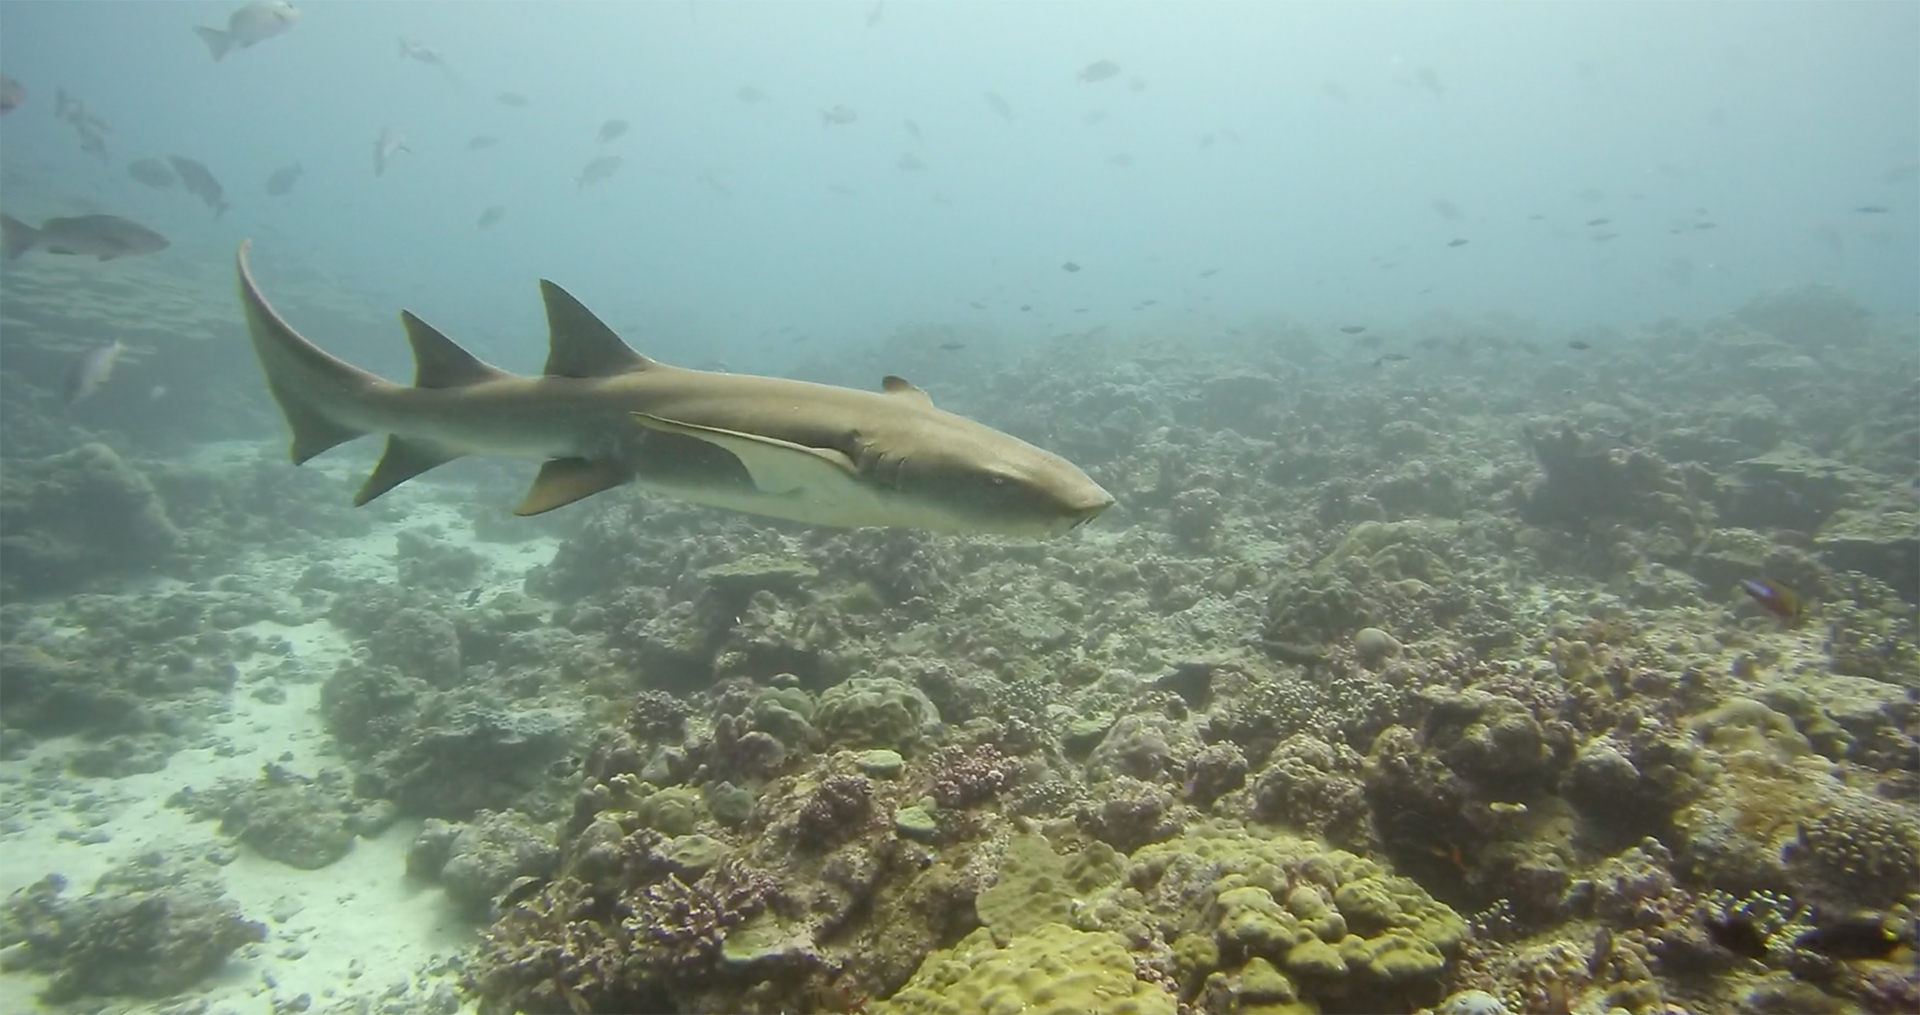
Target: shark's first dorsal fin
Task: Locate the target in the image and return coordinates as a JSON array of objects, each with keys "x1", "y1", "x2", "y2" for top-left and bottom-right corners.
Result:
[
  {"x1": 538, "y1": 280, "x2": 656, "y2": 378},
  {"x1": 401, "y1": 311, "x2": 510, "y2": 388},
  {"x1": 882, "y1": 375, "x2": 933, "y2": 405}
]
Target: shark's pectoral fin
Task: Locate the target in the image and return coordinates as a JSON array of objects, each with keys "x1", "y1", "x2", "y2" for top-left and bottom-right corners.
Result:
[
  {"x1": 355, "y1": 437, "x2": 463, "y2": 506},
  {"x1": 515, "y1": 458, "x2": 631, "y2": 516},
  {"x1": 631, "y1": 413, "x2": 857, "y2": 494}
]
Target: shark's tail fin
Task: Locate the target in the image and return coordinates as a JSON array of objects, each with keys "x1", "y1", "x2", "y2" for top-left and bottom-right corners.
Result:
[
  {"x1": 236, "y1": 241, "x2": 375, "y2": 464},
  {"x1": 195, "y1": 25, "x2": 231, "y2": 61}
]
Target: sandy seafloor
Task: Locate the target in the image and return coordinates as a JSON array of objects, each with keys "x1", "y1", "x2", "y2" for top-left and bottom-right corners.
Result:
[{"x1": 0, "y1": 445, "x2": 557, "y2": 1015}]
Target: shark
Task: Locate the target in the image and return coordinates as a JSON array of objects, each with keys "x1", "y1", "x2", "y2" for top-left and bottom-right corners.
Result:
[{"x1": 235, "y1": 242, "x2": 1113, "y2": 536}]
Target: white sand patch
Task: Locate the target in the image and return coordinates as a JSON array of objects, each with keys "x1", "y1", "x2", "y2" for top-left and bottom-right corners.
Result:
[{"x1": 0, "y1": 621, "x2": 483, "y2": 1014}]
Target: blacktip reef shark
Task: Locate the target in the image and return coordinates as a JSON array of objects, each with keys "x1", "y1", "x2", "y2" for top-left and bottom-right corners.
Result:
[{"x1": 234, "y1": 243, "x2": 1113, "y2": 536}]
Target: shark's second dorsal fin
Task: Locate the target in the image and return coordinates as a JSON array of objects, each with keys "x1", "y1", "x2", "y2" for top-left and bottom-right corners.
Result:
[
  {"x1": 882, "y1": 375, "x2": 933, "y2": 405},
  {"x1": 402, "y1": 311, "x2": 510, "y2": 388},
  {"x1": 538, "y1": 280, "x2": 656, "y2": 378}
]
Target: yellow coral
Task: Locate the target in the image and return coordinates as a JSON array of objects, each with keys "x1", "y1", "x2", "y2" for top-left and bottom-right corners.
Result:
[{"x1": 878, "y1": 923, "x2": 1175, "y2": 1015}]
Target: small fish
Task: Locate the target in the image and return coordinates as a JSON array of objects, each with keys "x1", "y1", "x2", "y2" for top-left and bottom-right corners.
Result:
[
  {"x1": 1591, "y1": 232, "x2": 1618, "y2": 242},
  {"x1": 496, "y1": 875, "x2": 549, "y2": 910},
  {"x1": 1199, "y1": 268, "x2": 1218, "y2": 277},
  {"x1": 1793, "y1": 917, "x2": 1907, "y2": 960},
  {"x1": 1567, "y1": 340, "x2": 1591, "y2": 350},
  {"x1": 265, "y1": 161, "x2": 302, "y2": 196},
  {"x1": 939, "y1": 342, "x2": 965, "y2": 352},
  {"x1": 1062, "y1": 261, "x2": 1081, "y2": 272},
  {"x1": 1077, "y1": 59, "x2": 1121, "y2": 84},
  {"x1": 496, "y1": 91, "x2": 528, "y2": 107},
  {"x1": 1126, "y1": 77, "x2": 1146, "y2": 92},
  {"x1": 1488, "y1": 801, "x2": 1528, "y2": 816},
  {"x1": 195, "y1": 1, "x2": 300, "y2": 61},
  {"x1": 1854, "y1": 205, "x2": 1888, "y2": 214},
  {"x1": 1019, "y1": 304, "x2": 1032, "y2": 312},
  {"x1": 373, "y1": 127, "x2": 408, "y2": 177},
  {"x1": 597, "y1": 118, "x2": 628, "y2": 143},
  {"x1": 968, "y1": 300, "x2": 986, "y2": 310},
  {"x1": 0, "y1": 73, "x2": 25, "y2": 115},
  {"x1": 895, "y1": 151, "x2": 926, "y2": 172},
  {"x1": 820, "y1": 105, "x2": 857, "y2": 127},
  {"x1": 477, "y1": 205, "x2": 505, "y2": 229},
  {"x1": 1372, "y1": 353, "x2": 1410, "y2": 367},
  {"x1": 397, "y1": 37, "x2": 446, "y2": 66},
  {"x1": 575, "y1": 154, "x2": 623, "y2": 189},
  {"x1": 171, "y1": 156, "x2": 232, "y2": 214},
  {"x1": 1339, "y1": 325, "x2": 1367, "y2": 335},
  {"x1": 1447, "y1": 238, "x2": 1469, "y2": 247},
  {"x1": 1107, "y1": 153, "x2": 1133, "y2": 168},
  {"x1": 983, "y1": 91, "x2": 1014, "y2": 122},
  {"x1": 1587, "y1": 217, "x2": 1610, "y2": 226},
  {"x1": 735, "y1": 85, "x2": 769, "y2": 104},
  {"x1": 1084, "y1": 110, "x2": 1109, "y2": 127},
  {"x1": 127, "y1": 158, "x2": 176, "y2": 188},
  {"x1": 467, "y1": 134, "x2": 499, "y2": 151},
  {"x1": 464, "y1": 587, "x2": 483, "y2": 606},
  {"x1": 865, "y1": 0, "x2": 884, "y2": 27},
  {"x1": 903, "y1": 118, "x2": 922, "y2": 142},
  {"x1": 1740, "y1": 578, "x2": 1801, "y2": 621},
  {"x1": 2, "y1": 213, "x2": 169, "y2": 261},
  {"x1": 65, "y1": 339, "x2": 125, "y2": 404}
]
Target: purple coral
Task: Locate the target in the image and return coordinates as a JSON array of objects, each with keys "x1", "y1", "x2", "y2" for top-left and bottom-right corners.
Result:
[
  {"x1": 930, "y1": 743, "x2": 1019, "y2": 808},
  {"x1": 795, "y1": 774, "x2": 872, "y2": 848},
  {"x1": 626, "y1": 859, "x2": 781, "y2": 972}
]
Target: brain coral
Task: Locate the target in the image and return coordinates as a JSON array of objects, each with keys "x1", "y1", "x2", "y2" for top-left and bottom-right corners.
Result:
[{"x1": 877, "y1": 922, "x2": 1175, "y2": 1015}]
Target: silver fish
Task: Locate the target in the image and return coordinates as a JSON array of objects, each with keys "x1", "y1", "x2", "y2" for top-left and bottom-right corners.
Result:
[
  {"x1": 1077, "y1": 59, "x2": 1121, "y2": 83},
  {"x1": 266, "y1": 161, "x2": 303, "y2": 196},
  {"x1": 196, "y1": 2, "x2": 300, "y2": 61},
  {"x1": 128, "y1": 158, "x2": 176, "y2": 188},
  {"x1": 66, "y1": 340, "x2": 125, "y2": 404},
  {"x1": 497, "y1": 91, "x2": 528, "y2": 107},
  {"x1": 983, "y1": 91, "x2": 1013, "y2": 122},
  {"x1": 477, "y1": 205, "x2": 505, "y2": 229},
  {"x1": 575, "y1": 155, "x2": 622, "y2": 189},
  {"x1": 374, "y1": 127, "x2": 408, "y2": 177},
  {"x1": 597, "y1": 118, "x2": 628, "y2": 143},
  {"x1": 0, "y1": 74, "x2": 24, "y2": 115},
  {"x1": 168, "y1": 155, "x2": 229, "y2": 215},
  {"x1": 820, "y1": 105, "x2": 857, "y2": 127},
  {"x1": 2, "y1": 213, "x2": 170, "y2": 261}
]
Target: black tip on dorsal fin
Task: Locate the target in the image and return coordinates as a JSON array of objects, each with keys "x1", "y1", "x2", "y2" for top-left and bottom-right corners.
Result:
[
  {"x1": 537, "y1": 280, "x2": 655, "y2": 378},
  {"x1": 401, "y1": 311, "x2": 509, "y2": 388},
  {"x1": 881, "y1": 375, "x2": 932, "y2": 405}
]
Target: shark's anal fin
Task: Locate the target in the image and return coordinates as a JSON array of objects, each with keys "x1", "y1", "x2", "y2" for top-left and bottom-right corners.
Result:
[
  {"x1": 515, "y1": 458, "x2": 631, "y2": 515},
  {"x1": 537, "y1": 280, "x2": 656, "y2": 378},
  {"x1": 355, "y1": 436, "x2": 462, "y2": 506},
  {"x1": 401, "y1": 311, "x2": 510, "y2": 388},
  {"x1": 631, "y1": 412, "x2": 857, "y2": 494}
]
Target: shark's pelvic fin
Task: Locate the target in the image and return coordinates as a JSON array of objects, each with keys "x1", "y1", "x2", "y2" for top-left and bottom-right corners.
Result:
[
  {"x1": 401, "y1": 311, "x2": 510, "y2": 388},
  {"x1": 356, "y1": 436, "x2": 462, "y2": 506},
  {"x1": 537, "y1": 280, "x2": 656, "y2": 378},
  {"x1": 516, "y1": 457, "x2": 632, "y2": 515},
  {"x1": 631, "y1": 412, "x2": 857, "y2": 495}
]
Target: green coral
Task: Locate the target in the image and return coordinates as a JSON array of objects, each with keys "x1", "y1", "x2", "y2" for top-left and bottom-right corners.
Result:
[
  {"x1": 1098, "y1": 823, "x2": 1463, "y2": 1001},
  {"x1": 877, "y1": 923, "x2": 1176, "y2": 1015},
  {"x1": 976, "y1": 833, "x2": 1125, "y2": 944},
  {"x1": 813, "y1": 676, "x2": 939, "y2": 752}
]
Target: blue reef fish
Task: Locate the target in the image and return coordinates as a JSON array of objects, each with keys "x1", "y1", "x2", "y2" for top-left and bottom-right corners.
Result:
[{"x1": 1740, "y1": 579, "x2": 1801, "y2": 621}]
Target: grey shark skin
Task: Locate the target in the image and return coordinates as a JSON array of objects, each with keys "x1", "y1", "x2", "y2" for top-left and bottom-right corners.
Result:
[{"x1": 235, "y1": 243, "x2": 1113, "y2": 536}]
